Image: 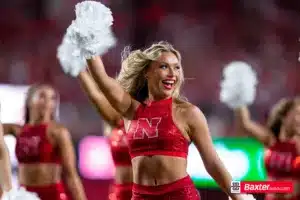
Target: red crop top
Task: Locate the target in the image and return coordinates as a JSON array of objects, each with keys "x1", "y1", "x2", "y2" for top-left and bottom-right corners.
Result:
[
  {"x1": 126, "y1": 97, "x2": 189, "y2": 158},
  {"x1": 109, "y1": 123, "x2": 131, "y2": 166},
  {"x1": 15, "y1": 124, "x2": 61, "y2": 164},
  {"x1": 264, "y1": 141, "x2": 300, "y2": 178}
]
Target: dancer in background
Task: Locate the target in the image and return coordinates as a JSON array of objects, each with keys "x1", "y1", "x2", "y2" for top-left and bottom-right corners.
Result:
[
  {"x1": 235, "y1": 99, "x2": 300, "y2": 200},
  {"x1": 220, "y1": 62, "x2": 300, "y2": 200},
  {"x1": 2, "y1": 84, "x2": 87, "y2": 200},
  {"x1": 0, "y1": 109, "x2": 42, "y2": 200},
  {"x1": 78, "y1": 70, "x2": 132, "y2": 200}
]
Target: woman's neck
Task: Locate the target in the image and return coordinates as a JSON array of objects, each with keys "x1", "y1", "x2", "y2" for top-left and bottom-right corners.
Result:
[
  {"x1": 279, "y1": 127, "x2": 294, "y2": 142},
  {"x1": 28, "y1": 112, "x2": 52, "y2": 125},
  {"x1": 147, "y1": 93, "x2": 171, "y2": 102}
]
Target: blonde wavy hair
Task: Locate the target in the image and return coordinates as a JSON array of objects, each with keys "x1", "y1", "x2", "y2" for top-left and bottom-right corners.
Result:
[{"x1": 116, "y1": 41, "x2": 185, "y2": 102}]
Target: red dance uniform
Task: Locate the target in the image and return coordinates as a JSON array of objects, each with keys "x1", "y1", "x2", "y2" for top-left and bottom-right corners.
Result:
[
  {"x1": 15, "y1": 124, "x2": 68, "y2": 200},
  {"x1": 264, "y1": 141, "x2": 300, "y2": 200},
  {"x1": 132, "y1": 176, "x2": 199, "y2": 200},
  {"x1": 109, "y1": 124, "x2": 132, "y2": 167},
  {"x1": 127, "y1": 98, "x2": 200, "y2": 200},
  {"x1": 108, "y1": 183, "x2": 132, "y2": 200},
  {"x1": 22, "y1": 183, "x2": 68, "y2": 200},
  {"x1": 108, "y1": 123, "x2": 132, "y2": 200}
]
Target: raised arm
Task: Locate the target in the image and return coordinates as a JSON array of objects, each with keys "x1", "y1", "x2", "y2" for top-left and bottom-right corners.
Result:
[
  {"x1": 187, "y1": 106, "x2": 240, "y2": 200},
  {"x1": 87, "y1": 57, "x2": 139, "y2": 118},
  {"x1": 0, "y1": 122, "x2": 12, "y2": 192},
  {"x1": 78, "y1": 70, "x2": 122, "y2": 126},
  {"x1": 235, "y1": 106, "x2": 275, "y2": 147}
]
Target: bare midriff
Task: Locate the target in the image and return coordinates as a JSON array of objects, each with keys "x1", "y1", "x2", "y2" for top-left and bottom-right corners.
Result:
[
  {"x1": 18, "y1": 163, "x2": 62, "y2": 186},
  {"x1": 131, "y1": 155, "x2": 187, "y2": 186}
]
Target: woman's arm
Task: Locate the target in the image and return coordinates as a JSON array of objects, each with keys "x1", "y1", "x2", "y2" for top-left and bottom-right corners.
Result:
[
  {"x1": 187, "y1": 106, "x2": 240, "y2": 200},
  {"x1": 0, "y1": 122, "x2": 12, "y2": 192},
  {"x1": 2, "y1": 124, "x2": 20, "y2": 136},
  {"x1": 55, "y1": 126, "x2": 87, "y2": 200},
  {"x1": 235, "y1": 106, "x2": 275, "y2": 147},
  {"x1": 87, "y1": 57, "x2": 139, "y2": 118},
  {"x1": 78, "y1": 70, "x2": 122, "y2": 126}
]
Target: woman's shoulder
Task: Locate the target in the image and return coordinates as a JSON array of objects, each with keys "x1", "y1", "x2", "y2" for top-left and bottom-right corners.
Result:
[
  {"x1": 173, "y1": 98, "x2": 203, "y2": 116},
  {"x1": 47, "y1": 122, "x2": 69, "y2": 135},
  {"x1": 2, "y1": 123, "x2": 22, "y2": 136},
  {"x1": 174, "y1": 98, "x2": 197, "y2": 109}
]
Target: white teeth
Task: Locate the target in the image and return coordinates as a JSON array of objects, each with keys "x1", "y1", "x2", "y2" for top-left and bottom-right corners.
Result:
[{"x1": 163, "y1": 80, "x2": 175, "y2": 84}]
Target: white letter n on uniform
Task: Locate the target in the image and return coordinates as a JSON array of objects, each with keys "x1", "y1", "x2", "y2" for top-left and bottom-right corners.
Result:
[{"x1": 134, "y1": 117, "x2": 162, "y2": 139}]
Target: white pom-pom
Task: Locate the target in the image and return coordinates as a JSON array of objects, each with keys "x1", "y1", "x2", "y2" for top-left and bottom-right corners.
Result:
[
  {"x1": 75, "y1": 1, "x2": 113, "y2": 27},
  {"x1": 220, "y1": 61, "x2": 258, "y2": 109},
  {"x1": 57, "y1": 35, "x2": 87, "y2": 77},
  {"x1": 66, "y1": 1, "x2": 116, "y2": 59},
  {"x1": 2, "y1": 187, "x2": 41, "y2": 200},
  {"x1": 222, "y1": 62, "x2": 257, "y2": 84},
  {"x1": 229, "y1": 194, "x2": 256, "y2": 200}
]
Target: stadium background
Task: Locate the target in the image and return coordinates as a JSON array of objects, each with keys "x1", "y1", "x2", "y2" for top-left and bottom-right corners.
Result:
[{"x1": 1, "y1": 0, "x2": 300, "y2": 199}]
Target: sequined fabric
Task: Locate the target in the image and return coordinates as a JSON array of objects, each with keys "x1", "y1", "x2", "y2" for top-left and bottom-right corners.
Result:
[
  {"x1": 265, "y1": 194, "x2": 300, "y2": 200},
  {"x1": 127, "y1": 98, "x2": 189, "y2": 158},
  {"x1": 131, "y1": 176, "x2": 200, "y2": 200},
  {"x1": 264, "y1": 141, "x2": 300, "y2": 178},
  {"x1": 22, "y1": 182, "x2": 68, "y2": 200},
  {"x1": 108, "y1": 183, "x2": 132, "y2": 200},
  {"x1": 110, "y1": 124, "x2": 132, "y2": 166},
  {"x1": 15, "y1": 124, "x2": 61, "y2": 164}
]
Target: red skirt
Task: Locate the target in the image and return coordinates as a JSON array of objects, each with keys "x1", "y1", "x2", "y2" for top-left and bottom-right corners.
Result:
[
  {"x1": 108, "y1": 183, "x2": 132, "y2": 200},
  {"x1": 131, "y1": 176, "x2": 200, "y2": 200},
  {"x1": 22, "y1": 182, "x2": 68, "y2": 200},
  {"x1": 265, "y1": 194, "x2": 300, "y2": 200}
]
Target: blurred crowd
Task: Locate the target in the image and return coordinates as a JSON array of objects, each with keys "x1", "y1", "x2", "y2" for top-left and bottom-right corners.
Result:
[{"x1": 0, "y1": 0, "x2": 300, "y2": 139}]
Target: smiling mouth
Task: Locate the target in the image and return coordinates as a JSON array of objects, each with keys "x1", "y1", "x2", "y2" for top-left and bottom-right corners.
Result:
[{"x1": 162, "y1": 80, "x2": 175, "y2": 90}]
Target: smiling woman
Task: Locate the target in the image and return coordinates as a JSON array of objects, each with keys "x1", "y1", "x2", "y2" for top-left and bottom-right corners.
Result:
[
  {"x1": 116, "y1": 42, "x2": 185, "y2": 103},
  {"x1": 83, "y1": 41, "x2": 244, "y2": 200},
  {"x1": 57, "y1": 2, "x2": 251, "y2": 199}
]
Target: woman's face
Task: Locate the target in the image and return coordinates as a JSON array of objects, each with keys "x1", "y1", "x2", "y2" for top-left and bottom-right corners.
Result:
[
  {"x1": 28, "y1": 86, "x2": 58, "y2": 118},
  {"x1": 145, "y1": 52, "x2": 182, "y2": 100}
]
